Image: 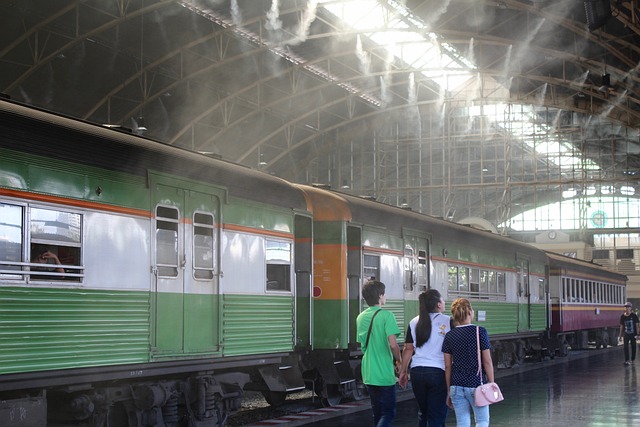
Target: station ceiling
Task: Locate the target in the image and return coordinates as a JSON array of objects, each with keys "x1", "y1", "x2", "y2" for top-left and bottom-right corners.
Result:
[{"x1": 2, "y1": 0, "x2": 639, "y2": 229}]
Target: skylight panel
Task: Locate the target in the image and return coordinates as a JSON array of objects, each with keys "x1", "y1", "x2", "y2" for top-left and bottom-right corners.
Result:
[{"x1": 320, "y1": 0, "x2": 474, "y2": 92}]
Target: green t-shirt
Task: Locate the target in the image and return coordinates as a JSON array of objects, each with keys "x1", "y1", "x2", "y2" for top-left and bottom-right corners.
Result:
[{"x1": 356, "y1": 306, "x2": 400, "y2": 386}]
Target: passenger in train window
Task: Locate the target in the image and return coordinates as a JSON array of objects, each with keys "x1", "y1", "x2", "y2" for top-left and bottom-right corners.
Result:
[
  {"x1": 356, "y1": 280, "x2": 402, "y2": 427},
  {"x1": 30, "y1": 244, "x2": 65, "y2": 277},
  {"x1": 442, "y1": 298, "x2": 495, "y2": 427},
  {"x1": 619, "y1": 302, "x2": 639, "y2": 365},
  {"x1": 398, "y1": 289, "x2": 451, "y2": 427}
]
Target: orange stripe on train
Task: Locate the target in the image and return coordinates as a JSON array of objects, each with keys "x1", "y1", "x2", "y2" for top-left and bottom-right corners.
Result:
[{"x1": 313, "y1": 243, "x2": 348, "y2": 300}]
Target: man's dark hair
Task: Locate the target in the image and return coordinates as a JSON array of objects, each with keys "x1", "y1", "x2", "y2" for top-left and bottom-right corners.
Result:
[{"x1": 362, "y1": 280, "x2": 386, "y2": 306}]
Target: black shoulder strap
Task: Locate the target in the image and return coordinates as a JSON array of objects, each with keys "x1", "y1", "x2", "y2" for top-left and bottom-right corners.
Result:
[{"x1": 365, "y1": 309, "x2": 382, "y2": 349}]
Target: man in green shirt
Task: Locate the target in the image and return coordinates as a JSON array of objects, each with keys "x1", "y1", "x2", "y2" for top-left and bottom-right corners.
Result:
[{"x1": 357, "y1": 280, "x2": 402, "y2": 426}]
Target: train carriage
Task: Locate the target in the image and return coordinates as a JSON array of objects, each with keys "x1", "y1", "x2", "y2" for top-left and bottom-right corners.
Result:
[
  {"x1": 547, "y1": 252, "x2": 627, "y2": 352},
  {"x1": 298, "y1": 185, "x2": 551, "y2": 404},
  {"x1": 0, "y1": 99, "x2": 312, "y2": 425}
]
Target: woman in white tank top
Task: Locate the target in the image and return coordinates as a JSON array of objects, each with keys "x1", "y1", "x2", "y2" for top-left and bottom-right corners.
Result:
[{"x1": 399, "y1": 289, "x2": 451, "y2": 427}]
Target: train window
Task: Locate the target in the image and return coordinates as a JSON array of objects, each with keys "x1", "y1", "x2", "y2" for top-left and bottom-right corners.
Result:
[
  {"x1": 266, "y1": 239, "x2": 291, "y2": 292},
  {"x1": 469, "y1": 268, "x2": 479, "y2": 293},
  {"x1": 573, "y1": 279, "x2": 577, "y2": 302},
  {"x1": 417, "y1": 250, "x2": 428, "y2": 288},
  {"x1": 193, "y1": 212, "x2": 215, "y2": 280},
  {"x1": 29, "y1": 207, "x2": 81, "y2": 282},
  {"x1": 448, "y1": 266, "x2": 505, "y2": 300},
  {"x1": 488, "y1": 271, "x2": 497, "y2": 295},
  {"x1": 447, "y1": 265, "x2": 458, "y2": 291},
  {"x1": 480, "y1": 270, "x2": 489, "y2": 294},
  {"x1": 459, "y1": 267, "x2": 469, "y2": 293},
  {"x1": 404, "y1": 247, "x2": 414, "y2": 290},
  {"x1": 156, "y1": 206, "x2": 179, "y2": 277},
  {"x1": 0, "y1": 203, "x2": 23, "y2": 279},
  {"x1": 497, "y1": 272, "x2": 505, "y2": 295},
  {"x1": 597, "y1": 283, "x2": 602, "y2": 304},
  {"x1": 584, "y1": 282, "x2": 589, "y2": 303},
  {"x1": 538, "y1": 278, "x2": 545, "y2": 300},
  {"x1": 364, "y1": 254, "x2": 380, "y2": 281},
  {"x1": 579, "y1": 280, "x2": 584, "y2": 302}
]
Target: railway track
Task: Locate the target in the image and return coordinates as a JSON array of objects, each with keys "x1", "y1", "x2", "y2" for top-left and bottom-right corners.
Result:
[
  {"x1": 227, "y1": 390, "x2": 324, "y2": 426},
  {"x1": 227, "y1": 347, "x2": 620, "y2": 426}
]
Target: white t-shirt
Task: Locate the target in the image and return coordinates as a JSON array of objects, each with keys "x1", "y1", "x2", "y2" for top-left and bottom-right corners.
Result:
[{"x1": 405, "y1": 312, "x2": 451, "y2": 370}]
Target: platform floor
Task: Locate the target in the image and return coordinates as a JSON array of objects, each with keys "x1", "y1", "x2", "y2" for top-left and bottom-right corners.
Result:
[{"x1": 265, "y1": 346, "x2": 639, "y2": 426}]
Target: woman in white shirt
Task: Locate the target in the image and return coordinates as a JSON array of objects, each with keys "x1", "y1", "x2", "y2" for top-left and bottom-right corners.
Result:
[{"x1": 399, "y1": 289, "x2": 451, "y2": 427}]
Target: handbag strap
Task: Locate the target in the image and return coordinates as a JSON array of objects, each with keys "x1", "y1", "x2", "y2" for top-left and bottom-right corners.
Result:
[
  {"x1": 365, "y1": 309, "x2": 382, "y2": 349},
  {"x1": 476, "y1": 326, "x2": 484, "y2": 385}
]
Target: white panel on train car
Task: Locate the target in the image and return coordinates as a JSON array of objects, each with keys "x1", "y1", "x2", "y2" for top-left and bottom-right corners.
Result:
[
  {"x1": 83, "y1": 212, "x2": 150, "y2": 290},
  {"x1": 505, "y1": 273, "x2": 519, "y2": 302},
  {"x1": 431, "y1": 262, "x2": 449, "y2": 296},
  {"x1": 220, "y1": 231, "x2": 265, "y2": 294},
  {"x1": 379, "y1": 255, "x2": 403, "y2": 298}
]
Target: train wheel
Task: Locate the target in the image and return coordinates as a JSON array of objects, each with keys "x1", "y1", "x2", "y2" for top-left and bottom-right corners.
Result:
[
  {"x1": 559, "y1": 341, "x2": 570, "y2": 357},
  {"x1": 351, "y1": 364, "x2": 368, "y2": 400},
  {"x1": 514, "y1": 340, "x2": 526, "y2": 365},
  {"x1": 595, "y1": 331, "x2": 609, "y2": 349},
  {"x1": 261, "y1": 391, "x2": 287, "y2": 407},
  {"x1": 314, "y1": 379, "x2": 342, "y2": 407}
]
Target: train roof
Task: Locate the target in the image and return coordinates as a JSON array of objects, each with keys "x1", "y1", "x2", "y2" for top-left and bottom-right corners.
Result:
[
  {"x1": 0, "y1": 99, "x2": 308, "y2": 212},
  {"x1": 299, "y1": 184, "x2": 548, "y2": 262},
  {"x1": 546, "y1": 251, "x2": 628, "y2": 283}
]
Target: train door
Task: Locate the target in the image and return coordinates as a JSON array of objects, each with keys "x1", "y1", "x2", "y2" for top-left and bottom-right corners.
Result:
[
  {"x1": 403, "y1": 233, "x2": 430, "y2": 322},
  {"x1": 517, "y1": 256, "x2": 531, "y2": 332},
  {"x1": 151, "y1": 177, "x2": 221, "y2": 357},
  {"x1": 347, "y1": 225, "x2": 362, "y2": 346},
  {"x1": 295, "y1": 215, "x2": 313, "y2": 349}
]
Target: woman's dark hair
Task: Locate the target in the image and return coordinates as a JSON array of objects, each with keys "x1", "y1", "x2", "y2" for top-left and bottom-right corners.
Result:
[{"x1": 415, "y1": 289, "x2": 442, "y2": 348}]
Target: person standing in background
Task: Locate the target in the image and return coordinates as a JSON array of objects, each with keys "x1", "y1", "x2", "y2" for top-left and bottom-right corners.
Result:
[
  {"x1": 357, "y1": 280, "x2": 402, "y2": 427},
  {"x1": 619, "y1": 302, "x2": 639, "y2": 365},
  {"x1": 399, "y1": 289, "x2": 451, "y2": 427}
]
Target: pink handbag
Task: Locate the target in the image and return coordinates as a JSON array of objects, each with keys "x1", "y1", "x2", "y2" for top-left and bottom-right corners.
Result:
[
  {"x1": 474, "y1": 381, "x2": 504, "y2": 406},
  {"x1": 473, "y1": 326, "x2": 504, "y2": 406}
]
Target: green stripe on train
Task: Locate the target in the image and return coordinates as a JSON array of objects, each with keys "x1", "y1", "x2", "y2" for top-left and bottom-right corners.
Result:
[
  {"x1": 312, "y1": 221, "x2": 344, "y2": 245},
  {"x1": 0, "y1": 147, "x2": 149, "y2": 210},
  {"x1": 469, "y1": 302, "x2": 547, "y2": 335},
  {"x1": 1, "y1": 147, "x2": 297, "y2": 233},
  {"x1": 0, "y1": 287, "x2": 149, "y2": 374},
  {"x1": 221, "y1": 294, "x2": 295, "y2": 356},
  {"x1": 315, "y1": 298, "x2": 407, "y2": 350}
]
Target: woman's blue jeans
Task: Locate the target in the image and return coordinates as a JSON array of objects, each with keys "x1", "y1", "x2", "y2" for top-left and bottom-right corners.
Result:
[
  {"x1": 365, "y1": 384, "x2": 396, "y2": 427},
  {"x1": 410, "y1": 366, "x2": 448, "y2": 427},
  {"x1": 449, "y1": 385, "x2": 490, "y2": 427}
]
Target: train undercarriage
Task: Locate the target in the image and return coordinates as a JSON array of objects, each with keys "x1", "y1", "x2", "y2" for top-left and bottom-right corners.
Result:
[
  {"x1": 0, "y1": 326, "x2": 620, "y2": 427},
  {"x1": 1, "y1": 372, "x2": 248, "y2": 427},
  {"x1": 490, "y1": 327, "x2": 618, "y2": 369}
]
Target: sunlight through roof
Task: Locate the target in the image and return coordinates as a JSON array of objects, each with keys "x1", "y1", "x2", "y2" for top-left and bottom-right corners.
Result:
[{"x1": 320, "y1": 0, "x2": 475, "y2": 92}]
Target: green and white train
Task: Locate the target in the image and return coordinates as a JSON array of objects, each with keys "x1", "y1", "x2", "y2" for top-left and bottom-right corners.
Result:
[{"x1": 0, "y1": 99, "x2": 626, "y2": 426}]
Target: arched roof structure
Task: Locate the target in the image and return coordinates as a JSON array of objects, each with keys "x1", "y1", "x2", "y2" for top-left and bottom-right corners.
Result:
[{"x1": 2, "y1": 0, "x2": 639, "y2": 230}]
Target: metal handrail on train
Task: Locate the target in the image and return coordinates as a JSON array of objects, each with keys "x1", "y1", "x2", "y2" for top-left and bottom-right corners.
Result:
[{"x1": 0, "y1": 260, "x2": 85, "y2": 279}]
